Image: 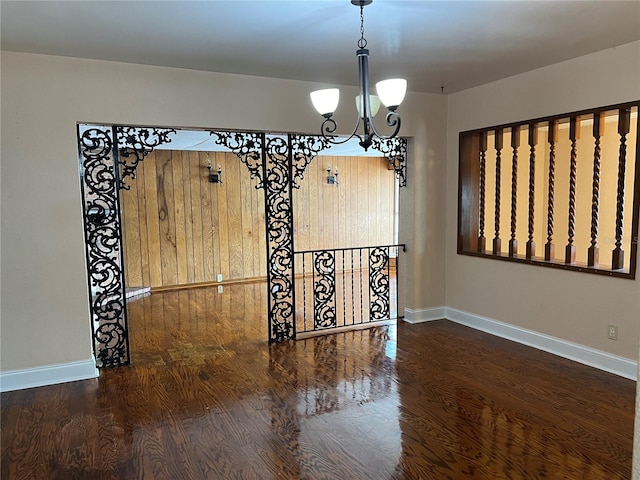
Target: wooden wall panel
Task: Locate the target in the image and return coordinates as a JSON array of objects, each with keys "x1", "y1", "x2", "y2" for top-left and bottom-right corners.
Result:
[
  {"x1": 122, "y1": 150, "x2": 396, "y2": 289},
  {"x1": 156, "y1": 150, "x2": 177, "y2": 286},
  {"x1": 188, "y1": 151, "x2": 204, "y2": 283},
  {"x1": 172, "y1": 151, "x2": 187, "y2": 285},
  {"x1": 181, "y1": 151, "x2": 194, "y2": 284},
  {"x1": 293, "y1": 155, "x2": 396, "y2": 251}
]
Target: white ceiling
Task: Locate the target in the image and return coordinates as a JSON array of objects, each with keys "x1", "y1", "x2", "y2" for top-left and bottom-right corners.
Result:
[{"x1": 1, "y1": 0, "x2": 639, "y2": 94}]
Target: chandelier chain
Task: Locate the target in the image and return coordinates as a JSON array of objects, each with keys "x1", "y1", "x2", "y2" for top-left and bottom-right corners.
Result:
[{"x1": 358, "y1": 4, "x2": 367, "y2": 49}]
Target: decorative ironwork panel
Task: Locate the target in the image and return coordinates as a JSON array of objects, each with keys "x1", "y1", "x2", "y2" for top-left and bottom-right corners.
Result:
[
  {"x1": 313, "y1": 251, "x2": 337, "y2": 329},
  {"x1": 371, "y1": 137, "x2": 408, "y2": 187},
  {"x1": 78, "y1": 125, "x2": 130, "y2": 367},
  {"x1": 211, "y1": 131, "x2": 264, "y2": 189},
  {"x1": 116, "y1": 127, "x2": 176, "y2": 190},
  {"x1": 290, "y1": 134, "x2": 332, "y2": 188},
  {"x1": 369, "y1": 247, "x2": 390, "y2": 320},
  {"x1": 264, "y1": 135, "x2": 295, "y2": 341}
]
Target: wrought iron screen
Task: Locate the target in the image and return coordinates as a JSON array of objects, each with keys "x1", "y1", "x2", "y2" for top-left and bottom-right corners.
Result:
[
  {"x1": 77, "y1": 123, "x2": 408, "y2": 367},
  {"x1": 294, "y1": 244, "x2": 405, "y2": 336}
]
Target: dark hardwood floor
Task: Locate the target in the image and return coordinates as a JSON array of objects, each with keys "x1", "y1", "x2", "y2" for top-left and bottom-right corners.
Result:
[{"x1": 1, "y1": 283, "x2": 636, "y2": 479}]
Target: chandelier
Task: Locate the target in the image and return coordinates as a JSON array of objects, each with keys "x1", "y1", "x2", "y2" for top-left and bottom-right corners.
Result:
[{"x1": 310, "y1": 0, "x2": 407, "y2": 151}]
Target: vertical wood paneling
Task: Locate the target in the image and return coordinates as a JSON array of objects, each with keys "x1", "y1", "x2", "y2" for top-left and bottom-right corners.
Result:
[
  {"x1": 358, "y1": 157, "x2": 369, "y2": 245},
  {"x1": 240, "y1": 155, "x2": 254, "y2": 279},
  {"x1": 296, "y1": 154, "x2": 395, "y2": 250},
  {"x1": 346, "y1": 155, "x2": 356, "y2": 249},
  {"x1": 122, "y1": 151, "x2": 395, "y2": 288},
  {"x1": 308, "y1": 159, "x2": 320, "y2": 250},
  {"x1": 181, "y1": 151, "x2": 195, "y2": 284},
  {"x1": 200, "y1": 152, "x2": 215, "y2": 283},
  {"x1": 251, "y1": 183, "x2": 260, "y2": 276},
  {"x1": 377, "y1": 157, "x2": 393, "y2": 243},
  {"x1": 256, "y1": 178, "x2": 266, "y2": 277},
  {"x1": 338, "y1": 156, "x2": 348, "y2": 249},
  {"x1": 121, "y1": 169, "x2": 142, "y2": 287},
  {"x1": 224, "y1": 151, "x2": 243, "y2": 280},
  {"x1": 293, "y1": 160, "x2": 310, "y2": 252},
  {"x1": 208, "y1": 153, "x2": 222, "y2": 279},
  {"x1": 189, "y1": 151, "x2": 204, "y2": 283},
  {"x1": 216, "y1": 151, "x2": 230, "y2": 280},
  {"x1": 136, "y1": 163, "x2": 151, "y2": 287},
  {"x1": 172, "y1": 151, "x2": 187, "y2": 284},
  {"x1": 143, "y1": 153, "x2": 162, "y2": 287},
  {"x1": 326, "y1": 160, "x2": 337, "y2": 248},
  {"x1": 157, "y1": 150, "x2": 178, "y2": 286}
]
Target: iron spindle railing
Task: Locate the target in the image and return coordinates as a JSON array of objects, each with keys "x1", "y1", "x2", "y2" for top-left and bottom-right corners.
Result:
[{"x1": 294, "y1": 244, "x2": 405, "y2": 336}]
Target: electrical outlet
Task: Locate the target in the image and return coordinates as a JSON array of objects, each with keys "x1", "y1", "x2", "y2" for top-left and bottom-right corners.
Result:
[
  {"x1": 608, "y1": 324, "x2": 618, "y2": 340},
  {"x1": 217, "y1": 285, "x2": 223, "y2": 294},
  {"x1": 217, "y1": 274, "x2": 223, "y2": 282}
]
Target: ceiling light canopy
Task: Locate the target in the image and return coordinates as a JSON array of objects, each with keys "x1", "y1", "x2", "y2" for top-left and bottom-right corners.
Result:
[{"x1": 310, "y1": 0, "x2": 407, "y2": 151}]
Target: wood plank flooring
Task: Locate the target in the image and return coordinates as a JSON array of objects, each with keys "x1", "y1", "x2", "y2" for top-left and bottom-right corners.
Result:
[{"x1": 1, "y1": 283, "x2": 636, "y2": 479}]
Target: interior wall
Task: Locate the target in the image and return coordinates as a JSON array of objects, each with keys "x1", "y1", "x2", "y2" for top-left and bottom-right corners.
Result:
[
  {"x1": 446, "y1": 41, "x2": 640, "y2": 361},
  {"x1": 121, "y1": 149, "x2": 397, "y2": 289},
  {"x1": 0, "y1": 51, "x2": 447, "y2": 372},
  {"x1": 293, "y1": 155, "x2": 396, "y2": 252},
  {"x1": 121, "y1": 150, "x2": 266, "y2": 288}
]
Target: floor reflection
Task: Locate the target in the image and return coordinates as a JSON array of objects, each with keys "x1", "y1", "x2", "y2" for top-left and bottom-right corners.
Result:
[
  {"x1": 267, "y1": 327, "x2": 402, "y2": 478},
  {"x1": 2, "y1": 284, "x2": 634, "y2": 479}
]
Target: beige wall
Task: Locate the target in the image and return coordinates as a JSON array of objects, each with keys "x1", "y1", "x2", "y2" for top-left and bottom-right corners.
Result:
[
  {"x1": 447, "y1": 41, "x2": 640, "y2": 360},
  {"x1": 0, "y1": 51, "x2": 447, "y2": 371}
]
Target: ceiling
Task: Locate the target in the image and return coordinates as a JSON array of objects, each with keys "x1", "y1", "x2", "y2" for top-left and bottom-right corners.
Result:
[{"x1": 1, "y1": 0, "x2": 639, "y2": 94}]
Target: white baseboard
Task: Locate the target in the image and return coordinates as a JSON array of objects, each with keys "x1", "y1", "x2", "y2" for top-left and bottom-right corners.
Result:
[
  {"x1": 0, "y1": 358, "x2": 99, "y2": 392},
  {"x1": 445, "y1": 307, "x2": 637, "y2": 381},
  {"x1": 2, "y1": 308, "x2": 635, "y2": 391},
  {"x1": 403, "y1": 307, "x2": 447, "y2": 324}
]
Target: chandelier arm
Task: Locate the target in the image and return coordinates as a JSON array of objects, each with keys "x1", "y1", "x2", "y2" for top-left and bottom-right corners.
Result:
[
  {"x1": 366, "y1": 110, "x2": 402, "y2": 140},
  {"x1": 320, "y1": 114, "x2": 366, "y2": 146}
]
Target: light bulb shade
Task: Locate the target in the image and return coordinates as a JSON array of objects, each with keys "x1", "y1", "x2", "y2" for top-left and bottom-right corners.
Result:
[
  {"x1": 310, "y1": 88, "x2": 340, "y2": 116},
  {"x1": 355, "y1": 94, "x2": 381, "y2": 118},
  {"x1": 375, "y1": 79, "x2": 407, "y2": 109}
]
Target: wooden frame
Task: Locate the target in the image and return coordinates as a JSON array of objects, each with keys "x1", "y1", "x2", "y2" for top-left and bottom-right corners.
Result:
[{"x1": 458, "y1": 101, "x2": 640, "y2": 279}]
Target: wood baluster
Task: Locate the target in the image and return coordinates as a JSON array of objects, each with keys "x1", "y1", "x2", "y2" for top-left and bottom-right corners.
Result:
[
  {"x1": 588, "y1": 112, "x2": 604, "y2": 267},
  {"x1": 526, "y1": 123, "x2": 537, "y2": 259},
  {"x1": 565, "y1": 116, "x2": 579, "y2": 264},
  {"x1": 493, "y1": 129, "x2": 504, "y2": 255},
  {"x1": 612, "y1": 108, "x2": 631, "y2": 270},
  {"x1": 478, "y1": 131, "x2": 488, "y2": 253},
  {"x1": 509, "y1": 125, "x2": 520, "y2": 257},
  {"x1": 545, "y1": 120, "x2": 558, "y2": 261}
]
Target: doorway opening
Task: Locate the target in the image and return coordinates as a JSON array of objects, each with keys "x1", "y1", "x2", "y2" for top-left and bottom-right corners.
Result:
[{"x1": 77, "y1": 124, "x2": 407, "y2": 367}]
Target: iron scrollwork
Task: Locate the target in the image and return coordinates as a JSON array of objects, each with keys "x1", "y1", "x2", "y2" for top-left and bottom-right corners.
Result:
[
  {"x1": 211, "y1": 131, "x2": 264, "y2": 189},
  {"x1": 290, "y1": 134, "x2": 332, "y2": 188},
  {"x1": 264, "y1": 136, "x2": 295, "y2": 341},
  {"x1": 313, "y1": 251, "x2": 337, "y2": 329},
  {"x1": 78, "y1": 126, "x2": 130, "y2": 367},
  {"x1": 116, "y1": 127, "x2": 176, "y2": 190},
  {"x1": 371, "y1": 137, "x2": 407, "y2": 187},
  {"x1": 369, "y1": 247, "x2": 390, "y2": 320}
]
